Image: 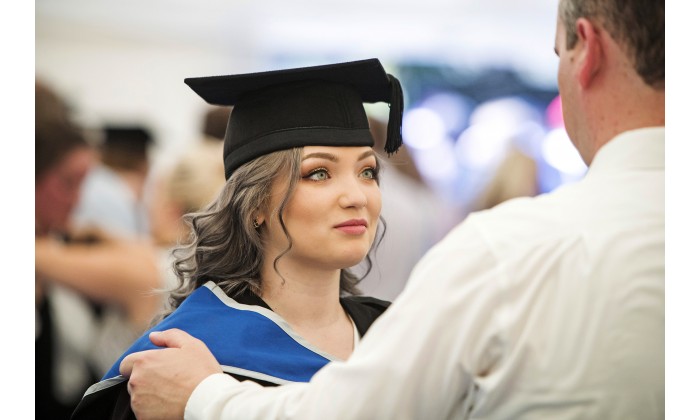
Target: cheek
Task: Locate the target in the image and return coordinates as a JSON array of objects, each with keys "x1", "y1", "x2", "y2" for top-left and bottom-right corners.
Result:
[
  {"x1": 286, "y1": 200, "x2": 320, "y2": 232},
  {"x1": 38, "y1": 178, "x2": 70, "y2": 209},
  {"x1": 368, "y1": 186, "x2": 382, "y2": 220},
  {"x1": 556, "y1": 64, "x2": 573, "y2": 120},
  {"x1": 358, "y1": 187, "x2": 381, "y2": 244},
  {"x1": 268, "y1": 199, "x2": 314, "y2": 245},
  {"x1": 57, "y1": 187, "x2": 82, "y2": 214},
  {"x1": 557, "y1": 65, "x2": 564, "y2": 91},
  {"x1": 283, "y1": 185, "x2": 327, "y2": 221},
  {"x1": 37, "y1": 187, "x2": 71, "y2": 228},
  {"x1": 557, "y1": 58, "x2": 570, "y2": 95},
  {"x1": 372, "y1": 191, "x2": 383, "y2": 237}
]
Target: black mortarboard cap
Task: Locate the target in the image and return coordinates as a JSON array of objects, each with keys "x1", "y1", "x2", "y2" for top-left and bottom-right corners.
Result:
[
  {"x1": 102, "y1": 126, "x2": 154, "y2": 151},
  {"x1": 184, "y1": 58, "x2": 404, "y2": 179}
]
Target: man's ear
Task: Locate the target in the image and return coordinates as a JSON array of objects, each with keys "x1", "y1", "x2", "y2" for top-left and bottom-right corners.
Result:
[{"x1": 575, "y1": 18, "x2": 602, "y2": 89}]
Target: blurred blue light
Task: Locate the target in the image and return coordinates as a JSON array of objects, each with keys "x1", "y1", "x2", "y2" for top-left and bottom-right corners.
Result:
[
  {"x1": 541, "y1": 127, "x2": 587, "y2": 177},
  {"x1": 402, "y1": 107, "x2": 447, "y2": 150},
  {"x1": 420, "y1": 92, "x2": 472, "y2": 136},
  {"x1": 455, "y1": 123, "x2": 511, "y2": 169}
]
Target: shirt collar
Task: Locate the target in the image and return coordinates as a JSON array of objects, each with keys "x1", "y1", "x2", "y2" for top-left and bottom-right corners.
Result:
[{"x1": 585, "y1": 127, "x2": 665, "y2": 178}]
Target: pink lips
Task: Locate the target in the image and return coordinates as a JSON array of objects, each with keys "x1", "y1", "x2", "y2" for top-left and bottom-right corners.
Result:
[{"x1": 334, "y1": 219, "x2": 368, "y2": 235}]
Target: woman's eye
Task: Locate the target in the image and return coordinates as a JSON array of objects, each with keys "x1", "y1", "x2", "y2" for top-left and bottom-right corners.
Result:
[
  {"x1": 306, "y1": 168, "x2": 329, "y2": 181},
  {"x1": 360, "y1": 167, "x2": 377, "y2": 180}
]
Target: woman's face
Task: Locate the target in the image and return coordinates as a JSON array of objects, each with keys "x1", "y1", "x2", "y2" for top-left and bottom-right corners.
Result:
[{"x1": 263, "y1": 146, "x2": 382, "y2": 271}]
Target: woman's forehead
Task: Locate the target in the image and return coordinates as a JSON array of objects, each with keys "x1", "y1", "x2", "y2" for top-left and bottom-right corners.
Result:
[{"x1": 301, "y1": 145, "x2": 375, "y2": 158}]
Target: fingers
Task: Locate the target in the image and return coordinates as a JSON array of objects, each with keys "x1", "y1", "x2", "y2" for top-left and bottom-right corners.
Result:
[
  {"x1": 119, "y1": 352, "x2": 138, "y2": 377},
  {"x1": 119, "y1": 349, "x2": 164, "y2": 377},
  {"x1": 120, "y1": 329, "x2": 195, "y2": 377},
  {"x1": 148, "y1": 328, "x2": 198, "y2": 349}
]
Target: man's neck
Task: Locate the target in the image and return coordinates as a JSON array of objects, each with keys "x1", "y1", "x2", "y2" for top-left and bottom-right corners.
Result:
[{"x1": 585, "y1": 36, "x2": 665, "y2": 162}]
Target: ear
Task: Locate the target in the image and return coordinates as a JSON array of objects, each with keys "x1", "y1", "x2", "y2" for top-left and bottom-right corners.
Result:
[
  {"x1": 575, "y1": 18, "x2": 603, "y2": 89},
  {"x1": 253, "y1": 211, "x2": 266, "y2": 226}
]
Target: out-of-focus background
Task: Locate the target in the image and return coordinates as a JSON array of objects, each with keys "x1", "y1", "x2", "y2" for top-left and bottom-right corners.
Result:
[{"x1": 36, "y1": 0, "x2": 583, "y2": 187}]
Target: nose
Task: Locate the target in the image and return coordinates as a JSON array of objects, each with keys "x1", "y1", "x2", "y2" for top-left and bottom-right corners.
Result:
[{"x1": 338, "y1": 177, "x2": 368, "y2": 209}]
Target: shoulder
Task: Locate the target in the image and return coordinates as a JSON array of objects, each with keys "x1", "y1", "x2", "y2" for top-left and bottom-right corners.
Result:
[
  {"x1": 463, "y1": 188, "x2": 585, "y2": 251},
  {"x1": 341, "y1": 296, "x2": 391, "y2": 337}
]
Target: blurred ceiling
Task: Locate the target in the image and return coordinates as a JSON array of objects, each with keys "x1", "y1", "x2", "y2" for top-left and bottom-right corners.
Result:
[{"x1": 36, "y1": 0, "x2": 560, "y2": 87}]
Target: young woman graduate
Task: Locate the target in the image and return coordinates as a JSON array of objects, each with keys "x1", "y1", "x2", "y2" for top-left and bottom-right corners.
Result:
[{"x1": 70, "y1": 58, "x2": 405, "y2": 419}]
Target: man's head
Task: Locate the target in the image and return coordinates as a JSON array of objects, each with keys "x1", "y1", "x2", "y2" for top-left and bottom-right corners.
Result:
[
  {"x1": 35, "y1": 119, "x2": 95, "y2": 235},
  {"x1": 35, "y1": 82, "x2": 95, "y2": 235},
  {"x1": 559, "y1": 0, "x2": 664, "y2": 89},
  {"x1": 555, "y1": 0, "x2": 664, "y2": 164},
  {"x1": 100, "y1": 126, "x2": 154, "y2": 174}
]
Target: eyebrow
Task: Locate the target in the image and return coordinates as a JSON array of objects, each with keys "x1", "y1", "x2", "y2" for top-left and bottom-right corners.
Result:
[{"x1": 302, "y1": 150, "x2": 377, "y2": 162}]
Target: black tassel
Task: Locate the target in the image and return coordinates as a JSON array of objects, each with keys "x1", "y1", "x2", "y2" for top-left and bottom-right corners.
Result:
[{"x1": 385, "y1": 74, "x2": 404, "y2": 155}]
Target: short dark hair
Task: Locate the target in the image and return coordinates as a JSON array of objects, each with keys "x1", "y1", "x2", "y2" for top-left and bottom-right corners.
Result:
[
  {"x1": 36, "y1": 119, "x2": 89, "y2": 180},
  {"x1": 559, "y1": 0, "x2": 664, "y2": 88},
  {"x1": 100, "y1": 127, "x2": 153, "y2": 171},
  {"x1": 35, "y1": 82, "x2": 89, "y2": 179}
]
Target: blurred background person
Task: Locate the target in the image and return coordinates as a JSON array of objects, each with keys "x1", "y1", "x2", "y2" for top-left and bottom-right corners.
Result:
[
  {"x1": 71, "y1": 125, "x2": 155, "y2": 238},
  {"x1": 35, "y1": 80, "x2": 162, "y2": 420},
  {"x1": 35, "y1": 81, "x2": 95, "y2": 239},
  {"x1": 148, "y1": 137, "x2": 226, "y2": 290},
  {"x1": 147, "y1": 104, "x2": 229, "y2": 288},
  {"x1": 35, "y1": 79, "x2": 100, "y2": 419},
  {"x1": 201, "y1": 105, "x2": 233, "y2": 142},
  {"x1": 469, "y1": 145, "x2": 540, "y2": 212}
]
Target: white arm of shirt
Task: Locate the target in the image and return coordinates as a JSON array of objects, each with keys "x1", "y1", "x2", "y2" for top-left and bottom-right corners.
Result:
[{"x1": 185, "y1": 218, "x2": 505, "y2": 420}]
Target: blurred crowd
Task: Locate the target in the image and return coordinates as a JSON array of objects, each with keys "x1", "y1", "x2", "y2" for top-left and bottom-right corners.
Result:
[{"x1": 35, "y1": 79, "x2": 229, "y2": 419}]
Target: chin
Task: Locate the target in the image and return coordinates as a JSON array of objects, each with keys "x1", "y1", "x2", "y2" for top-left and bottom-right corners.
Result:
[{"x1": 334, "y1": 249, "x2": 370, "y2": 269}]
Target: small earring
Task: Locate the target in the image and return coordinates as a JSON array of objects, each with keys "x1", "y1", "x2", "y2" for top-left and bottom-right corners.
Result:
[{"x1": 253, "y1": 219, "x2": 261, "y2": 229}]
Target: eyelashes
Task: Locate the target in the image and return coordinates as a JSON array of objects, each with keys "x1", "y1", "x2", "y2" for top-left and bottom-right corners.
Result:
[
  {"x1": 304, "y1": 167, "x2": 330, "y2": 181},
  {"x1": 302, "y1": 166, "x2": 378, "y2": 182}
]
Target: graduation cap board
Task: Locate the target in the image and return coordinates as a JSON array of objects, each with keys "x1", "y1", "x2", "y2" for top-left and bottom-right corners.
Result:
[
  {"x1": 184, "y1": 58, "x2": 404, "y2": 179},
  {"x1": 102, "y1": 126, "x2": 154, "y2": 152}
]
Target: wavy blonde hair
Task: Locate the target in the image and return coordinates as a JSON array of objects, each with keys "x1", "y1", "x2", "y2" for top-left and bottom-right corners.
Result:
[{"x1": 158, "y1": 147, "x2": 384, "y2": 321}]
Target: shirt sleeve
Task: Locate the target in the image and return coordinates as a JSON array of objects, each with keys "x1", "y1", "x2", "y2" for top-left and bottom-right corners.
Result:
[{"x1": 185, "y1": 217, "x2": 506, "y2": 419}]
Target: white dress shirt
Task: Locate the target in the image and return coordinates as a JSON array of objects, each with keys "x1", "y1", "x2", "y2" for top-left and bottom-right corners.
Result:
[{"x1": 186, "y1": 127, "x2": 665, "y2": 420}]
